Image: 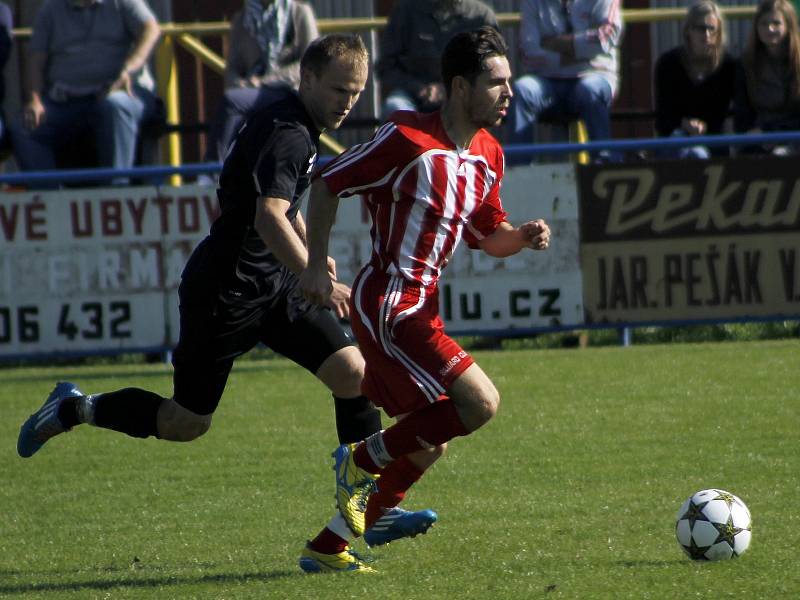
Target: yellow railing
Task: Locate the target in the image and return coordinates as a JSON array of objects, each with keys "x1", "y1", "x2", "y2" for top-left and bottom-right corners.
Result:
[{"x1": 11, "y1": 6, "x2": 758, "y2": 177}]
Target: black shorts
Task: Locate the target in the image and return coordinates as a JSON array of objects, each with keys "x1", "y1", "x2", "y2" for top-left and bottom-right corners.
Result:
[{"x1": 171, "y1": 277, "x2": 355, "y2": 415}]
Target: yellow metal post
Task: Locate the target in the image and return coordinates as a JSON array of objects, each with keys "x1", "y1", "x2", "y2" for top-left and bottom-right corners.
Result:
[
  {"x1": 155, "y1": 35, "x2": 182, "y2": 186},
  {"x1": 175, "y1": 33, "x2": 345, "y2": 156},
  {"x1": 569, "y1": 120, "x2": 590, "y2": 165}
]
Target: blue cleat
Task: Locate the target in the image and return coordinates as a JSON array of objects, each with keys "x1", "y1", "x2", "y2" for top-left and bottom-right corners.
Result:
[
  {"x1": 17, "y1": 382, "x2": 83, "y2": 458},
  {"x1": 363, "y1": 507, "x2": 438, "y2": 547}
]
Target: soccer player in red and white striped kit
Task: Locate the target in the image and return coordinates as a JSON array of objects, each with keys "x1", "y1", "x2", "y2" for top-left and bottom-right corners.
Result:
[{"x1": 298, "y1": 26, "x2": 551, "y2": 572}]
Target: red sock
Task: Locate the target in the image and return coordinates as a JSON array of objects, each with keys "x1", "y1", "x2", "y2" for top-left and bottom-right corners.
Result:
[
  {"x1": 353, "y1": 401, "x2": 467, "y2": 471},
  {"x1": 308, "y1": 527, "x2": 348, "y2": 555},
  {"x1": 365, "y1": 456, "x2": 424, "y2": 529},
  {"x1": 386, "y1": 399, "x2": 468, "y2": 456}
]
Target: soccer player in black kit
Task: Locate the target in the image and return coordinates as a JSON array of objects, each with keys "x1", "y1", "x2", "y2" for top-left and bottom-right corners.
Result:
[{"x1": 17, "y1": 34, "x2": 436, "y2": 571}]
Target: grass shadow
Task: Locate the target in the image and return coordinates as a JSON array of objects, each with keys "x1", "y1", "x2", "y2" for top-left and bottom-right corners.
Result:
[
  {"x1": 0, "y1": 359, "x2": 296, "y2": 386},
  {"x1": 0, "y1": 568, "x2": 298, "y2": 596},
  {"x1": 614, "y1": 559, "x2": 683, "y2": 568}
]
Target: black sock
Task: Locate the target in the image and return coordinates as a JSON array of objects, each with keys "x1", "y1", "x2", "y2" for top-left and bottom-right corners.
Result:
[
  {"x1": 93, "y1": 388, "x2": 165, "y2": 439},
  {"x1": 57, "y1": 397, "x2": 80, "y2": 429},
  {"x1": 334, "y1": 395, "x2": 382, "y2": 444}
]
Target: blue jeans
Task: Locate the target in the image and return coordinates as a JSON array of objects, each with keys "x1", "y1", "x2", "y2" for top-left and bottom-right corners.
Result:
[
  {"x1": 660, "y1": 128, "x2": 711, "y2": 160},
  {"x1": 10, "y1": 86, "x2": 158, "y2": 186},
  {"x1": 204, "y1": 83, "x2": 290, "y2": 162},
  {"x1": 380, "y1": 90, "x2": 418, "y2": 121},
  {"x1": 510, "y1": 74, "x2": 613, "y2": 145},
  {"x1": 380, "y1": 89, "x2": 442, "y2": 121}
]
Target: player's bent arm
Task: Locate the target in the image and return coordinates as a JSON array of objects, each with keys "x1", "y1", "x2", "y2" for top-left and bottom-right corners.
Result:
[
  {"x1": 254, "y1": 196, "x2": 309, "y2": 275},
  {"x1": 478, "y1": 220, "x2": 551, "y2": 257},
  {"x1": 291, "y1": 210, "x2": 307, "y2": 245},
  {"x1": 298, "y1": 179, "x2": 341, "y2": 305}
]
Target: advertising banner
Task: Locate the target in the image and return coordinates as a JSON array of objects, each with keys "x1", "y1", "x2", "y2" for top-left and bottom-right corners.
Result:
[
  {"x1": 0, "y1": 185, "x2": 218, "y2": 357},
  {"x1": 1, "y1": 163, "x2": 584, "y2": 358},
  {"x1": 578, "y1": 158, "x2": 800, "y2": 323}
]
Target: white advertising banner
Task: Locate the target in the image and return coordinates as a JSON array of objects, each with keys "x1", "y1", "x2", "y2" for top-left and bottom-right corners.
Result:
[
  {"x1": 0, "y1": 165, "x2": 583, "y2": 358},
  {"x1": 0, "y1": 185, "x2": 217, "y2": 357}
]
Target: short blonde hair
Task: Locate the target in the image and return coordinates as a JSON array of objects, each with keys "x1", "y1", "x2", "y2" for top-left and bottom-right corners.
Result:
[{"x1": 300, "y1": 33, "x2": 368, "y2": 77}]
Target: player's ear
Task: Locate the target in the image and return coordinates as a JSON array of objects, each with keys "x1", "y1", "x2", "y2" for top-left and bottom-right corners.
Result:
[
  {"x1": 451, "y1": 75, "x2": 469, "y2": 99},
  {"x1": 299, "y1": 66, "x2": 316, "y2": 94}
]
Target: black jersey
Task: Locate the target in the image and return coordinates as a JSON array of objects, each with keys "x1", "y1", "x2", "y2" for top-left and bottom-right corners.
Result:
[{"x1": 182, "y1": 88, "x2": 320, "y2": 302}]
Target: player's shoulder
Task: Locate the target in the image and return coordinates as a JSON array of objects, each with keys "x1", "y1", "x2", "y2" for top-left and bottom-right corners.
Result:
[
  {"x1": 388, "y1": 110, "x2": 454, "y2": 151},
  {"x1": 249, "y1": 99, "x2": 316, "y2": 149},
  {"x1": 471, "y1": 128, "x2": 504, "y2": 169}
]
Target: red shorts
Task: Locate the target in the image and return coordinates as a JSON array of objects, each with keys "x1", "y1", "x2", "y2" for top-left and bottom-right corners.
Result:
[{"x1": 350, "y1": 266, "x2": 474, "y2": 417}]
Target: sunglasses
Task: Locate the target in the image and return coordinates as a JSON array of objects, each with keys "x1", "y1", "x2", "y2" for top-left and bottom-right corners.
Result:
[{"x1": 690, "y1": 25, "x2": 718, "y2": 33}]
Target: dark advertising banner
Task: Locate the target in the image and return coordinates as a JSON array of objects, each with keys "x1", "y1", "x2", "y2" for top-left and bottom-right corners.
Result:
[{"x1": 577, "y1": 157, "x2": 800, "y2": 323}]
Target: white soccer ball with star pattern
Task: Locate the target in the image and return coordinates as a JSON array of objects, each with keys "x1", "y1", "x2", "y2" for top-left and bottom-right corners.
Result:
[{"x1": 675, "y1": 489, "x2": 752, "y2": 561}]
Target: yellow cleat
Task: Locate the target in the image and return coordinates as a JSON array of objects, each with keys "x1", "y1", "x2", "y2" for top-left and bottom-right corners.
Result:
[
  {"x1": 333, "y1": 443, "x2": 379, "y2": 536},
  {"x1": 298, "y1": 544, "x2": 376, "y2": 573}
]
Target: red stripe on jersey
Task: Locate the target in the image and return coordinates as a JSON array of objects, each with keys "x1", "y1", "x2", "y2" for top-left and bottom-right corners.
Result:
[
  {"x1": 322, "y1": 111, "x2": 506, "y2": 287},
  {"x1": 408, "y1": 153, "x2": 449, "y2": 283},
  {"x1": 434, "y1": 157, "x2": 470, "y2": 273}
]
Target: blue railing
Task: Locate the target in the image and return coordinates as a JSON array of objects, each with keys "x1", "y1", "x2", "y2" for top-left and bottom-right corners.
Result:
[
  {"x1": 1, "y1": 131, "x2": 797, "y2": 352},
  {"x1": 2, "y1": 131, "x2": 800, "y2": 186}
]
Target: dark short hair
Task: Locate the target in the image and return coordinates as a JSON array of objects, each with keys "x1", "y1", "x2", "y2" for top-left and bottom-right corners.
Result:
[
  {"x1": 441, "y1": 26, "x2": 507, "y2": 96},
  {"x1": 300, "y1": 33, "x2": 369, "y2": 77}
]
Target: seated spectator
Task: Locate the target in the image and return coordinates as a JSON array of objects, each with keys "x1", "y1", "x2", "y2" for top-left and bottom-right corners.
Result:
[
  {"x1": 654, "y1": 0, "x2": 736, "y2": 159},
  {"x1": 734, "y1": 0, "x2": 800, "y2": 155},
  {"x1": 0, "y1": 2, "x2": 12, "y2": 154},
  {"x1": 375, "y1": 0, "x2": 497, "y2": 120},
  {"x1": 9, "y1": 0, "x2": 161, "y2": 187},
  {"x1": 509, "y1": 0, "x2": 623, "y2": 159},
  {"x1": 204, "y1": 0, "x2": 318, "y2": 164}
]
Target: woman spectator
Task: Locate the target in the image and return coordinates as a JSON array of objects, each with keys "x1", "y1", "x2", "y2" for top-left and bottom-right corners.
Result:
[
  {"x1": 204, "y1": 0, "x2": 318, "y2": 165},
  {"x1": 735, "y1": 0, "x2": 800, "y2": 154},
  {"x1": 654, "y1": 0, "x2": 736, "y2": 159}
]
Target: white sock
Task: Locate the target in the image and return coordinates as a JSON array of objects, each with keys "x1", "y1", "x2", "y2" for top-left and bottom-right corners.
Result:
[
  {"x1": 76, "y1": 394, "x2": 98, "y2": 425},
  {"x1": 327, "y1": 512, "x2": 354, "y2": 542},
  {"x1": 365, "y1": 430, "x2": 393, "y2": 469}
]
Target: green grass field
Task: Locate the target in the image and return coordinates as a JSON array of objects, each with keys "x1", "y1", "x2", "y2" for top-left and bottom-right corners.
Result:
[{"x1": 2, "y1": 339, "x2": 798, "y2": 599}]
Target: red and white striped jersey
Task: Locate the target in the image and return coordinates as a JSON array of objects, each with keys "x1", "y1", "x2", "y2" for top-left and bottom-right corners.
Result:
[{"x1": 320, "y1": 111, "x2": 508, "y2": 288}]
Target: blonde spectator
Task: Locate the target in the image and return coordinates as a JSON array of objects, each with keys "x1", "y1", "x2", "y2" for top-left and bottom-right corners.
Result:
[
  {"x1": 654, "y1": 0, "x2": 737, "y2": 158},
  {"x1": 734, "y1": 0, "x2": 800, "y2": 153}
]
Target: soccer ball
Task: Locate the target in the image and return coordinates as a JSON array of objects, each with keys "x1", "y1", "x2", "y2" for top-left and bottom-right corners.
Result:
[{"x1": 675, "y1": 489, "x2": 752, "y2": 561}]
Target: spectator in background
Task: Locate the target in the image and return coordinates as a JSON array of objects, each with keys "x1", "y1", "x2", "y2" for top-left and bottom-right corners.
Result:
[
  {"x1": 0, "y1": 3, "x2": 12, "y2": 154},
  {"x1": 375, "y1": 0, "x2": 497, "y2": 120},
  {"x1": 9, "y1": 0, "x2": 161, "y2": 185},
  {"x1": 204, "y1": 0, "x2": 318, "y2": 164},
  {"x1": 509, "y1": 0, "x2": 622, "y2": 158},
  {"x1": 735, "y1": 0, "x2": 800, "y2": 154},
  {"x1": 654, "y1": 0, "x2": 736, "y2": 159}
]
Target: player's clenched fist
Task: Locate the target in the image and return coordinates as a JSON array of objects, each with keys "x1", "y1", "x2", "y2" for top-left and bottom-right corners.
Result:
[{"x1": 520, "y1": 219, "x2": 551, "y2": 250}]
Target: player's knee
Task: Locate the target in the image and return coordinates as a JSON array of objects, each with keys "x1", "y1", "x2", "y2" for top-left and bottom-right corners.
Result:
[
  {"x1": 318, "y1": 347, "x2": 365, "y2": 398},
  {"x1": 159, "y1": 415, "x2": 211, "y2": 441},
  {"x1": 474, "y1": 385, "x2": 500, "y2": 425},
  {"x1": 430, "y1": 442, "x2": 447, "y2": 461},
  {"x1": 157, "y1": 400, "x2": 212, "y2": 441},
  {"x1": 459, "y1": 384, "x2": 499, "y2": 431}
]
